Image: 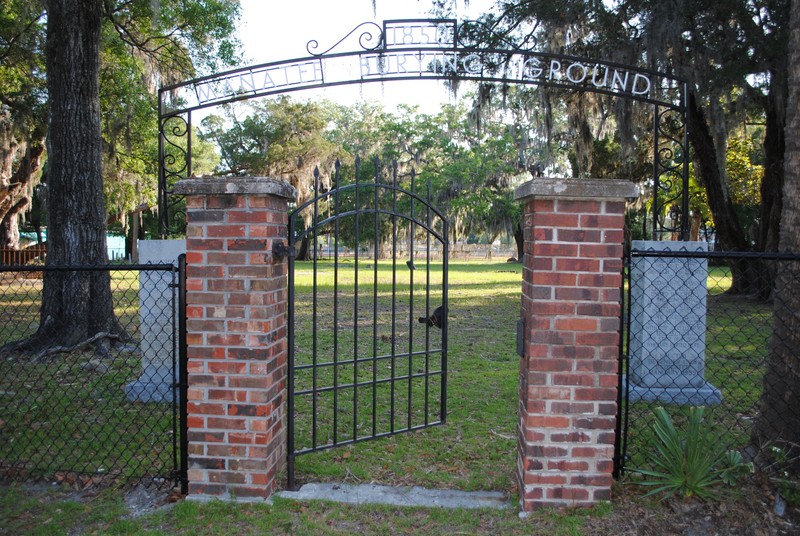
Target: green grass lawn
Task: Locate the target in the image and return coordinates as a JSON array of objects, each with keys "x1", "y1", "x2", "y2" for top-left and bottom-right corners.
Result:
[
  {"x1": 0, "y1": 259, "x2": 790, "y2": 535},
  {"x1": 289, "y1": 259, "x2": 521, "y2": 493}
]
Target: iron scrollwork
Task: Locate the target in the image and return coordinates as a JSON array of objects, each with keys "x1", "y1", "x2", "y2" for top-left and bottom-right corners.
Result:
[
  {"x1": 306, "y1": 21, "x2": 384, "y2": 56},
  {"x1": 158, "y1": 113, "x2": 190, "y2": 237},
  {"x1": 653, "y1": 106, "x2": 689, "y2": 239}
]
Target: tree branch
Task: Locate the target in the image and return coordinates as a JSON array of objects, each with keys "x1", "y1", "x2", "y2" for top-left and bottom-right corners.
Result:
[{"x1": 0, "y1": 11, "x2": 45, "y2": 63}]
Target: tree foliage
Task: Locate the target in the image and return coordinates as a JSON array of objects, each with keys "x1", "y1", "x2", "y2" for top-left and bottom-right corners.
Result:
[
  {"x1": 4, "y1": 0, "x2": 240, "y2": 354},
  {"x1": 0, "y1": 0, "x2": 47, "y2": 248},
  {"x1": 0, "y1": 0, "x2": 241, "y2": 250},
  {"x1": 200, "y1": 94, "x2": 533, "y2": 257},
  {"x1": 449, "y1": 0, "x2": 788, "y2": 294}
]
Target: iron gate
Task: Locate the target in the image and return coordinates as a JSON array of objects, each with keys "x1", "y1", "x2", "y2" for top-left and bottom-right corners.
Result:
[{"x1": 286, "y1": 157, "x2": 449, "y2": 488}]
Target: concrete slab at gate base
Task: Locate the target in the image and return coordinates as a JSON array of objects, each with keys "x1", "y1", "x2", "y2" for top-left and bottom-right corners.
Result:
[
  {"x1": 125, "y1": 239, "x2": 186, "y2": 403},
  {"x1": 277, "y1": 483, "x2": 510, "y2": 510}
]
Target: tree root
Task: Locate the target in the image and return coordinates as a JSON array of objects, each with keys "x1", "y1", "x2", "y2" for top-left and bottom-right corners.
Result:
[{"x1": 33, "y1": 331, "x2": 123, "y2": 361}]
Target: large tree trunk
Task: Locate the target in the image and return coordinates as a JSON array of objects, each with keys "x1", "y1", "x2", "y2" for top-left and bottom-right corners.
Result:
[
  {"x1": 755, "y1": 0, "x2": 800, "y2": 469},
  {"x1": 514, "y1": 222, "x2": 524, "y2": 261},
  {"x1": 751, "y1": 82, "x2": 788, "y2": 300},
  {"x1": 688, "y1": 93, "x2": 748, "y2": 253},
  {"x1": 29, "y1": 0, "x2": 121, "y2": 351},
  {"x1": 758, "y1": 91, "x2": 786, "y2": 256},
  {"x1": 688, "y1": 93, "x2": 766, "y2": 295}
]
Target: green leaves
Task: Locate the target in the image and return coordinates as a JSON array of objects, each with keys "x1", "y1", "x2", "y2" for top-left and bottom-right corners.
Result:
[{"x1": 633, "y1": 406, "x2": 753, "y2": 500}]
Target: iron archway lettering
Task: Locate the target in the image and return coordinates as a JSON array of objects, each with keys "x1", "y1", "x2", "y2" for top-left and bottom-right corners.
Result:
[
  {"x1": 158, "y1": 18, "x2": 691, "y2": 239},
  {"x1": 187, "y1": 49, "x2": 657, "y2": 109}
]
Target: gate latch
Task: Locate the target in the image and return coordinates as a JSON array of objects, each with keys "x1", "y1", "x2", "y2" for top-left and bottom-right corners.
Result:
[{"x1": 272, "y1": 241, "x2": 296, "y2": 260}]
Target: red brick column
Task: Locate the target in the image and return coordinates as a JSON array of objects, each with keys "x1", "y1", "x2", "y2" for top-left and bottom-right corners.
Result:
[
  {"x1": 173, "y1": 176, "x2": 296, "y2": 501},
  {"x1": 514, "y1": 178, "x2": 637, "y2": 512}
]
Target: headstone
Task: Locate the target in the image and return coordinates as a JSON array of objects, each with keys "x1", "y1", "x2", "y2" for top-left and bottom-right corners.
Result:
[
  {"x1": 125, "y1": 239, "x2": 186, "y2": 403},
  {"x1": 627, "y1": 240, "x2": 721, "y2": 405}
]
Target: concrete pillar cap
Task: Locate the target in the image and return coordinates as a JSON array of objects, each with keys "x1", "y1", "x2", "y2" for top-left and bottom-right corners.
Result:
[
  {"x1": 514, "y1": 178, "x2": 639, "y2": 201},
  {"x1": 174, "y1": 176, "x2": 297, "y2": 200}
]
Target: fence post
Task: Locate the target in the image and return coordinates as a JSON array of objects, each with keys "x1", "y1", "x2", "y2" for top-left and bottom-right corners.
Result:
[
  {"x1": 173, "y1": 176, "x2": 296, "y2": 501},
  {"x1": 514, "y1": 178, "x2": 637, "y2": 512}
]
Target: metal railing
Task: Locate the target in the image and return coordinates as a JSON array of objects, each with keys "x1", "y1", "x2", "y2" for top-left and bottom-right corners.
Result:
[{"x1": 0, "y1": 247, "x2": 47, "y2": 266}]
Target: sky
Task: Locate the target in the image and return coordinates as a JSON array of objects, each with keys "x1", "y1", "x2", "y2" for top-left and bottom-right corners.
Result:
[{"x1": 234, "y1": 0, "x2": 495, "y2": 113}]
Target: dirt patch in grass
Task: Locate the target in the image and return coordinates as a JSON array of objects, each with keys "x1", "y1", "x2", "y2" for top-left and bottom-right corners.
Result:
[{"x1": 583, "y1": 479, "x2": 799, "y2": 536}]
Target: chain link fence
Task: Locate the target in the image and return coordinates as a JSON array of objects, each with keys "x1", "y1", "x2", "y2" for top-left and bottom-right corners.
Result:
[
  {"x1": 0, "y1": 262, "x2": 186, "y2": 491},
  {"x1": 618, "y1": 248, "x2": 800, "y2": 479}
]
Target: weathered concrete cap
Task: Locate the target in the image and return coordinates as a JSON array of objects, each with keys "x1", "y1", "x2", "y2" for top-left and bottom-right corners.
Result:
[
  {"x1": 173, "y1": 176, "x2": 296, "y2": 200},
  {"x1": 514, "y1": 177, "x2": 639, "y2": 201}
]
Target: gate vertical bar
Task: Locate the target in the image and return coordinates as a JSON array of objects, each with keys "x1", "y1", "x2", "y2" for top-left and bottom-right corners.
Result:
[
  {"x1": 372, "y1": 159, "x2": 380, "y2": 436},
  {"x1": 424, "y1": 177, "x2": 432, "y2": 425},
  {"x1": 681, "y1": 82, "x2": 691, "y2": 240},
  {"x1": 652, "y1": 104, "x2": 661, "y2": 239},
  {"x1": 441, "y1": 217, "x2": 448, "y2": 423},
  {"x1": 287, "y1": 209, "x2": 297, "y2": 490},
  {"x1": 353, "y1": 157, "x2": 361, "y2": 440},
  {"x1": 613, "y1": 248, "x2": 630, "y2": 478},
  {"x1": 333, "y1": 160, "x2": 341, "y2": 445},
  {"x1": 390, "y1": 162, "x2": 398, "y2": 433},
  {"x1": 186, "y1": 111, "x2": 193, "y2": 179},
  {"x1": 407, "y1": 169, "x2": 416, "y2": 428},
  {"x1": 616, "y1": 250, "x2": 634, "y2": 476},
  {"x1": 312, "y1": 168, "x2": 320, "y2": 450},
  {"x1": 157, "y1": 91, "x2": 167, "y2": 238}
]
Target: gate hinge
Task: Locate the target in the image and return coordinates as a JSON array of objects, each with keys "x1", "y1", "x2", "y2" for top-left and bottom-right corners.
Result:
[{"x1": 272, "y1": 241, "x2": 296, "y2": 260}]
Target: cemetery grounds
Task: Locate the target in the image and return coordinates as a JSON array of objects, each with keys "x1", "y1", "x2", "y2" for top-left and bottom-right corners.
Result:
[{"x1": 0, "y1": 260, "x2": 797, "y2": 534}]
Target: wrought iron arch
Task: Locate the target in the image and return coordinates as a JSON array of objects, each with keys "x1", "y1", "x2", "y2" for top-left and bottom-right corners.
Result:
[{"x1": 158, "y1": 18, "x2": 691, "y2": 239}]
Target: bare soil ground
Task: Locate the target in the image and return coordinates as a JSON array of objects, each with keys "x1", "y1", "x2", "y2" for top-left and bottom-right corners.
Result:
[{"x1": 585, "y1": 479, "x2": 800, "y2": 536}]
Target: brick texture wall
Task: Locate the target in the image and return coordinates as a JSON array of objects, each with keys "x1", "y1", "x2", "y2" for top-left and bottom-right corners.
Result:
[
  {"x1": 175, "y1": 177, "x2": 295, "y2": 501},
  {"x1": 174, "y1": 175, "x2": 634, "y2": 509},
  {"x1": 515, "y1": 179, "x2": 637, "y2": 512}
]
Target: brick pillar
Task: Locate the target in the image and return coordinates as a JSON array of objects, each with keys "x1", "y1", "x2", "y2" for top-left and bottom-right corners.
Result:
[
  {"x1": 514, "y1": 178, "x2": 637, "y2": 512},
  {"x1": 173, "y1": 176, "x2": 296, "y2": 501}
]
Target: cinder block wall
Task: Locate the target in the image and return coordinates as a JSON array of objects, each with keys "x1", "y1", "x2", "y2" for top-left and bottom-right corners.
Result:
[
  {"x1": 174, "y1": 177, "x2": 295, "y2": 500},
  {"x1": 515, "y1": 178, "x2": 637, "y2": 511}
]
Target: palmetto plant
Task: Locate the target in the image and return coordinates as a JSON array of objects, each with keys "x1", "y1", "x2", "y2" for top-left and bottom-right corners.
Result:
[{"x1": 634, "y1": 406, "x2": 753, "y2": 500}]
